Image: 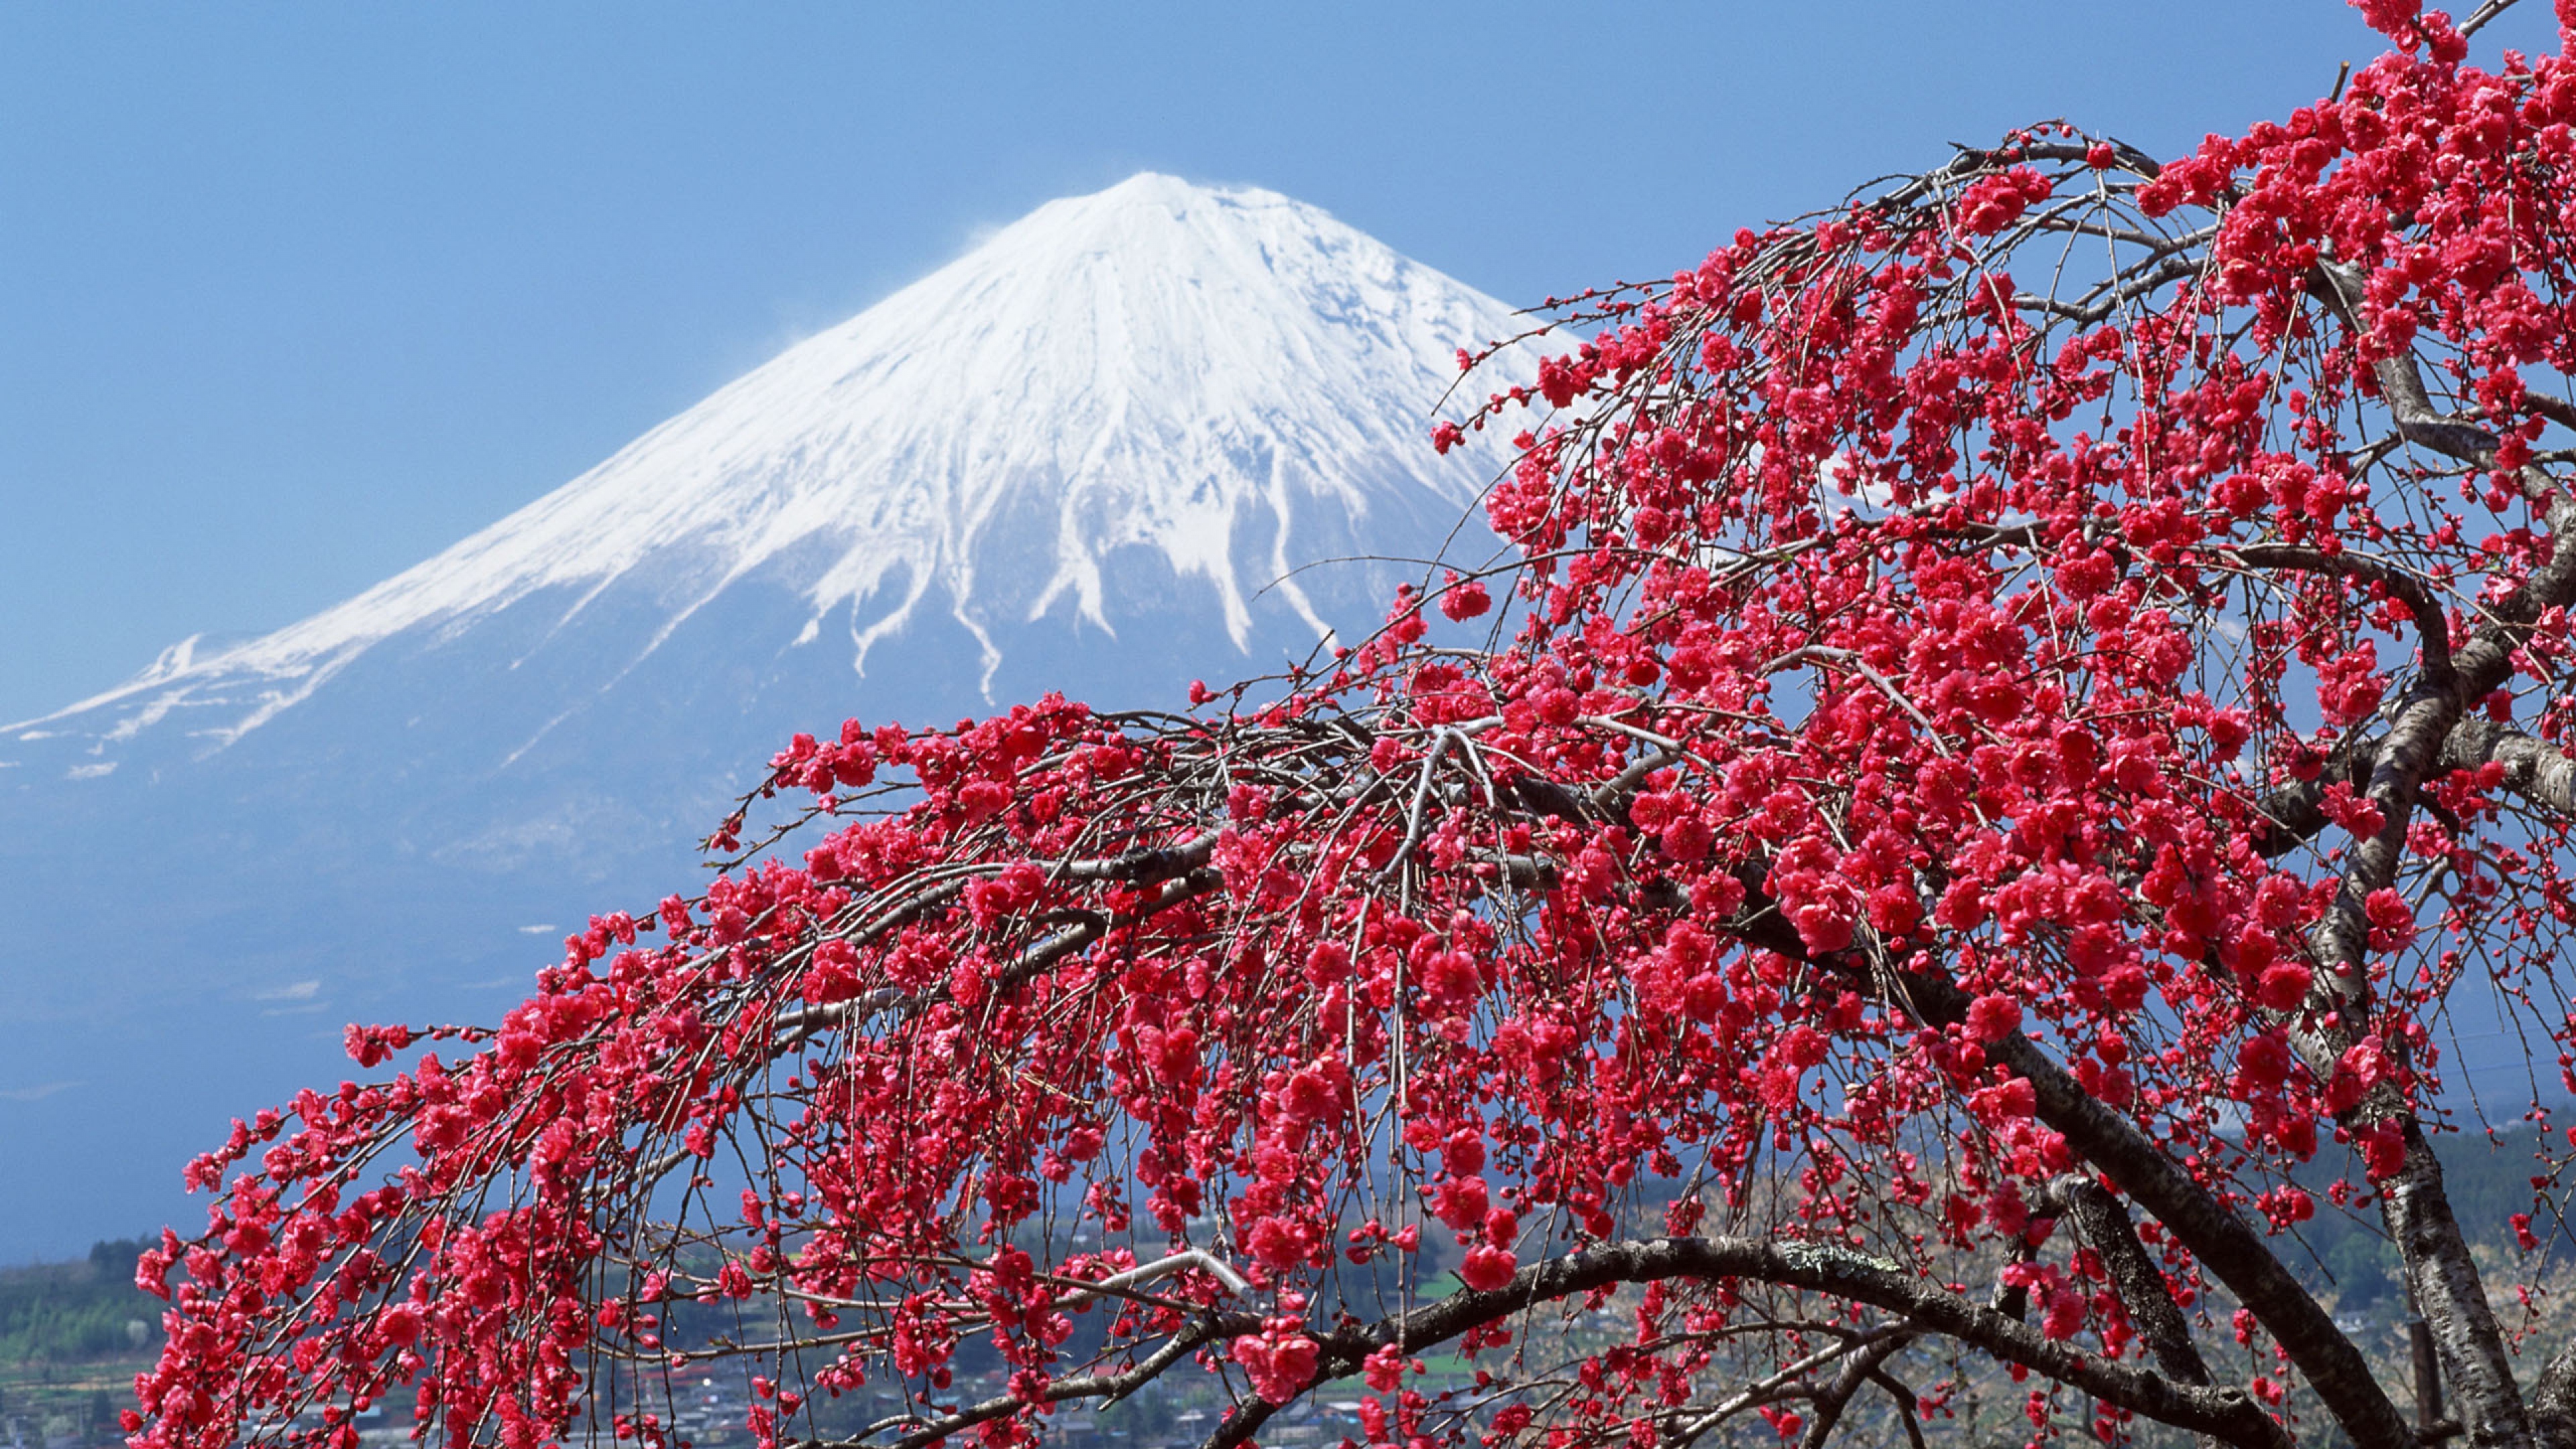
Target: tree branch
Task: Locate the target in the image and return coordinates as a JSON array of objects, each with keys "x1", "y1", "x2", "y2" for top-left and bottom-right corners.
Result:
[
  {"x1": 1899, "y1": 969, "x2": 2417, "y2": 1449},
  {"x1": 2043, "y1": 1175, "x2": 2213, "y2": 1388},
  {"x1": 2528, "y1": 1336, "x2": 2576, "y2": 1449},
  {"x1": 1295, "y1": 1236, "x2": 2289, "y2": 1449},
  {"x1": 2445, "y1": 716, "x2": 2576, "y2": 816},
  {"x1": 1681, "y1": 865, "x2": 2410, "y2": 1449},
  {"x1": 859, "y1": 1308, "x2": 1265, "y2": 1449},
  {"x1": 1061, "y1": 829, "x2": 1223, "y2": 885},
  {"x1": 2248, "y1": 729, "x2": 2386, "y2": 859},
  {"x1": 2279, "y1": 274, "x2": 2576, "y2": 1449},
  {"x1": 1799, "y1": 1332, "x2": 1918, "y2": 1449},
  {"x1": 2229, "y1": 543, "x2": 2454, "y2": 684}
]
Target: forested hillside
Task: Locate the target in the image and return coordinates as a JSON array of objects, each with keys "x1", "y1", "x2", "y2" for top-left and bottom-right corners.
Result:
[
  {"x1": 0, "y1": 1239, "x2": 159, "y2": 1366},
  {"x1": 0, "y1": 1240, "x2": 160, "y2": 1447}
]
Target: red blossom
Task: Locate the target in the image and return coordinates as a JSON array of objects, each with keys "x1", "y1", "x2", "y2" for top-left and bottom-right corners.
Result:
[
  {"x1": 125, "y1": 27, "x2": 2576, "y2": 1449},
  {"x1": 1458, "y1": 1245, "x2": 1519, "y2": 1293}
]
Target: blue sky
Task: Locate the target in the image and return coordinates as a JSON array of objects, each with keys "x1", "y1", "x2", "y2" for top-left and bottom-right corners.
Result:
[{"x1": 0, "y1": 2, "x2": 2548, "y2": 727}]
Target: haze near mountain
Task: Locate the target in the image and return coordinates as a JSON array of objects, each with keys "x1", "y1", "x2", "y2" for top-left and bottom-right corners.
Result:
[{"x1": 0, "y1": 173, "x2": 1540, "y2": 1262}]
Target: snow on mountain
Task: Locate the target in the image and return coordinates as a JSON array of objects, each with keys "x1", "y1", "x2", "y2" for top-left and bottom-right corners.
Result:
[
  {"x1": 0, "y1": 173, "x2": 1549, "y2": 1263},
  {"x1": 15, "y1": 172, "x2": 1529, "y2": 762}
]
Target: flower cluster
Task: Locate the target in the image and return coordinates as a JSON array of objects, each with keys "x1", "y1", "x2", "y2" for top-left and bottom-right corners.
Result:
[{"x1": 129, "y1": 13, "x2": 2576, "y2": 1449}]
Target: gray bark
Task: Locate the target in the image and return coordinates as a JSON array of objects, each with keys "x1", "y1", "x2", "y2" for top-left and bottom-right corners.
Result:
[
  {"x1": 2288, "y1": 260, "x2": 2576, "y2": 1449},
  {"x1": 2045, "y1": 1174, "x2": 2213, "y2": 1389},
  {"x1": 2529, "y1": 1337, "x2": 2576, "y2": 1449}
]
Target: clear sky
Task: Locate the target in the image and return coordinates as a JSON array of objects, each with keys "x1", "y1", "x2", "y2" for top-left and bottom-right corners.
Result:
[{"x1": 1, "y1": 2, "x2": 2551, "y2": 727}]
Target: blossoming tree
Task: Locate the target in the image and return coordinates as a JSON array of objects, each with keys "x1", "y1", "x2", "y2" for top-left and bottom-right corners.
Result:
[{"x1": 125, "y1": 4, "x2": 2576, "y2": 1447}]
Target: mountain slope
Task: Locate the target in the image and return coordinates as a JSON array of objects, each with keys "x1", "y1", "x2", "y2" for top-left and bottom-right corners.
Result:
[
  {"x1": 0, "y1": 174, "x2": 1540, "y2": 1263},
  {"x1": 17, "y1": 173, "x2": 1515, "y2": 763}
]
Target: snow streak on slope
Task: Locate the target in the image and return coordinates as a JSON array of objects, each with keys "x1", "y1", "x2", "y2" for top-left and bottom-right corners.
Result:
[{"x1": 17, "y1": 174, "x2": 1533, "y2": 756}]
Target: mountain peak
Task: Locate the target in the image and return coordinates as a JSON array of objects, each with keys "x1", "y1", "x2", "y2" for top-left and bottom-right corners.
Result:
[
  {"x1": 1036, "y1": 170, "x2": 1277, "y2": 215},
  {"x1": 15, "y1": 176, "x2": 1538, "y2": 754}
]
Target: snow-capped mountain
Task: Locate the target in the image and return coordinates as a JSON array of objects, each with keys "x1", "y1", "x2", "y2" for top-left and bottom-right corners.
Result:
[
  {"x1": 0, "y1": 174, "x2": 1542, "y2": 1262},
  {"x1": 23, "y1": 173, "x2": 1519, "y2": 765}
]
